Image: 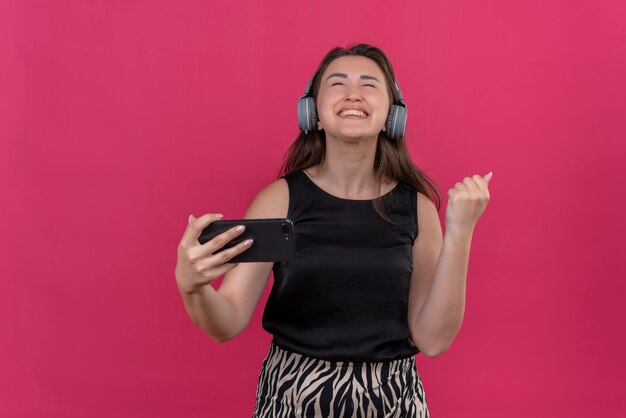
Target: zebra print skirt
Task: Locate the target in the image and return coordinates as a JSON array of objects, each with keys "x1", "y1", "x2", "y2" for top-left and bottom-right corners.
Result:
[{"x1": 252, "y1": 340, "x2": 429, "y2": 417}]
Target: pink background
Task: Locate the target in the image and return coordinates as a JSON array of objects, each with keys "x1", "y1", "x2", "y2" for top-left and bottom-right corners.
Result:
[{"x1": 2, "y1": 0, "x2": 625, "y2": 416}]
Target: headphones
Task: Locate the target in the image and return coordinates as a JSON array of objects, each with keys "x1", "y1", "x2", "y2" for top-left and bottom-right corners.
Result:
[{"x1": 297, "y1": 75, "x2": 408, "y2": 140}]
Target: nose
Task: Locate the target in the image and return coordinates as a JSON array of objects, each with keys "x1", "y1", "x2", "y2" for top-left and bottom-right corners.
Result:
[{"x1": 345, "y1": 83, "x2": 362, "y2": 101}]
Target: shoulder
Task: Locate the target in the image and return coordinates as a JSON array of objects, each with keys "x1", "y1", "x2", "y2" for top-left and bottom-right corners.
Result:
[
  {"x1": 415, "y1": 191, "x2": 442, "y2": 239},
  {"x1": 416, "y1": 191, "x2": 436, "y2": 211},
  {"x1": 244, "y1": 178, "x2": 289, "y2": 219}
]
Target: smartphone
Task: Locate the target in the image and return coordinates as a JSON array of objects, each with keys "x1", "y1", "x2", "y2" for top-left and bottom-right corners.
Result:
[{"x1": 198, "y1": 218, "x2": 296, "y2": 263}]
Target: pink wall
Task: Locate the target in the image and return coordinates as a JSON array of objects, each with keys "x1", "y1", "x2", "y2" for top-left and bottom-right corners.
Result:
[{"x1": 2, "y1": 0, "x2": 625, "y2": 416}]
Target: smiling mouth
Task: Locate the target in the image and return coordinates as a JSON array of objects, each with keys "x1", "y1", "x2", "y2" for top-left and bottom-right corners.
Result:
[{"x1": 337, "y1": 109, "x2": 368, "y2": 118}]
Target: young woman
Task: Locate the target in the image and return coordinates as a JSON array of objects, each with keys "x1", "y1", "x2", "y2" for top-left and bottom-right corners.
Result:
[{"x1": 175, "y1": 43, "x2": 492, "y2": 417}]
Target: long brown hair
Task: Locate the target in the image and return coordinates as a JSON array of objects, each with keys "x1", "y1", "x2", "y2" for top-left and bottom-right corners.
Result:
[{"x1": 279, "y1": 43, "x2": 442, "y2": 222}]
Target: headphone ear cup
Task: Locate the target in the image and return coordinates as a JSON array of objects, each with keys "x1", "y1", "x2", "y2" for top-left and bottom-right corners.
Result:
[
  {"x1": 298, "y1": 96, "x2": 317, "y2": 133},
  {"x1": 385, "y1": 105, "x2": 408, "y2": 140}
]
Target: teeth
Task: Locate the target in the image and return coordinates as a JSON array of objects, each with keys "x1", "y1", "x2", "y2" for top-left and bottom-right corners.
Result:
[{"x1": 339, "y1": 109, "x2": 366, "y2": 117}]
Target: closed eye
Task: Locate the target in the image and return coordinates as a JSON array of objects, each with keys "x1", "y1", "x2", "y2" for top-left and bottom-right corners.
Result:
[{"x1": 331, "y1": 82, "x2": 344, "y2": 86}]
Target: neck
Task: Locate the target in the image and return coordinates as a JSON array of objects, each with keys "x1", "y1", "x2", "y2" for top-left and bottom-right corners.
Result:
[{"x1": 310, "y1": 133, "x2": 383, "y2": 199}]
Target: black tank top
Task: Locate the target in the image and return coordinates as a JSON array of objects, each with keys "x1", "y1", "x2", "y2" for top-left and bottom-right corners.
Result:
[{"x1": 262, "y1": 170, "x2": 420, "y2": 361}]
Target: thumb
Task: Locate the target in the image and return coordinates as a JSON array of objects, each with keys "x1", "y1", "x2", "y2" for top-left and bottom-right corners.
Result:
[{"x1": 484, "y1": 172, "x2": 493, "y2": 184}]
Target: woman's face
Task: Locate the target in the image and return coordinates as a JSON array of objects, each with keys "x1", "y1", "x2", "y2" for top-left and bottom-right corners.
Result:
[{"x1": 316, "y1": 56, "x2": 391, "y2": 141}]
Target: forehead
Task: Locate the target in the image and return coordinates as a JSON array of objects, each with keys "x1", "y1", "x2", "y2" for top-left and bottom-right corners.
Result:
[{"x1": 322, "y1": 56, "x2": 386, "y2": 79}]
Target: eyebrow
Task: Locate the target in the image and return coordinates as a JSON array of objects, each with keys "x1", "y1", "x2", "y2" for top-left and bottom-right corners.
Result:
[{"x1": 326, "y1": 73, "x2": 381, "y2": 83}]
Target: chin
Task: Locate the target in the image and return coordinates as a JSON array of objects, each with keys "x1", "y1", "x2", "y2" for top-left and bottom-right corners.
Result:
[{"x1": 330, "y1": 130, "x2": 381, "y2": 141}]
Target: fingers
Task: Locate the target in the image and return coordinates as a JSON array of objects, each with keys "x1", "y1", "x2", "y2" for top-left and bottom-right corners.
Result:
[
  {"x1": 180, "y1": 213, "x2": 223, "y2": 249},
  {"x1": 472, "y1": 173, "x2": 492, "y2": 201},
  {"x1": 484, "y1": 171, "x2": 493, "y2": 184},
  {"x1": 175, "y1": 213, "x2": 255, "y2": 293},
  {"x1": 197, "y1": 225, "x2": 249, "y2": 257},
  {"x1": 451, "y1": 179, "x2": 476, "y2": 201},
  {"x1": 187, "y1": 224, "x2": 250, "y2": 262},
  {"x1": 194, "y1": 239, "x2": 254, "y2": 272},
  {"x1": 457, "y1": 173, "x2": 492, "y2": 194},
  {"x1": 473, "y1": 173, "x2": 493, "y2": 190},
  {"x1": 450, "y1": 172, "x2": 492, "y2": 203},
  {"x1": 179, "y1": 212, "x2": 252, "y2": 264},
  {"x1": 462, "y1": 177, "x2": 481, "y2": 194}
]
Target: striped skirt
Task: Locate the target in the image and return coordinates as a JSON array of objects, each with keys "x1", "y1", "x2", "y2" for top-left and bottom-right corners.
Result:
[{"x1": 252, "y1": 340, "x2": 429, "y2": 418}]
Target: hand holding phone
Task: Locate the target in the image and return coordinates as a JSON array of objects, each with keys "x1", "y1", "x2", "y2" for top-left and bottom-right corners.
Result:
[{"x1": 175, "y1": 213, "x2": 254, "y2": 294}]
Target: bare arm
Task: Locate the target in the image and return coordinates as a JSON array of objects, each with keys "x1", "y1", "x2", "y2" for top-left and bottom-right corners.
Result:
[
  {"x1": 408, "y1": 174, "x2": 491, "y2": 357},
  {"x1": 176, "y1": 179, "x2": 289, "y2": 342},
  {"x1": 406, "y1": 193, "x2": 472, "y2": 357}
]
